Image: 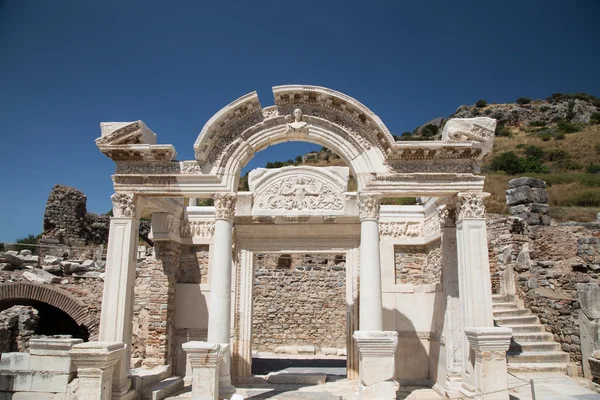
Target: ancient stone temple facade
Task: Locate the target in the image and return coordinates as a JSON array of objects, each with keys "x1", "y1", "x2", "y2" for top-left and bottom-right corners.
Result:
[{"x1": 69, "y1": 85, "x2": 509, "y2": 399}]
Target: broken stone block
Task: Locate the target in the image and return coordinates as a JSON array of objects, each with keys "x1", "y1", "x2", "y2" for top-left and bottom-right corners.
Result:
[
  {"x1": 72, "y1": 271, "x2": 102, "y2": 279},
  {"x1": 506, "y1": 186, "x2": 548, "y2": 206},
  {"x1": 2, "y1": 252, "x2": 24, "y2": 266},
  {"x1": 23, "y1": 269, "x2": 61, "y2": 284},
  {"x1": 60, "y1": 261, "x2": 82, "y2": 274},
  {"x1": 19, "y1": 249, "x2": 33, "y2": 257},
  {"x1": 42, "y1": 264, "x2": 62, "y2": 273},
  {"x1": 508, "y1": 177, "x2": 547, "y2": 189},
  {"x1": 43, "y1": 255, "x2": 61, "y2": 265}
]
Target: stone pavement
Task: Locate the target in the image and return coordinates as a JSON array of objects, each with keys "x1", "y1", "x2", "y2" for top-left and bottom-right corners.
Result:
[{"x1": 507, "y1": 373, "x2": 599, "y2": 400}]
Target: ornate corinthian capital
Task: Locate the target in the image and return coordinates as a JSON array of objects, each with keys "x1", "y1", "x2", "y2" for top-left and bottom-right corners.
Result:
[
  {"x1": 111, "y1": 193, "x2": 139, "y2": 218},
  {"x1": 357, "y1": 193, "x2": 381, "y2": 221},
  {"x1": 213, "y1": 193, "x2": 237, "y2": 220},
  {"x1": 437, "y1": 205, "x2": 457, "y2": 228},
  {"x1": 454, "y1": 192, "x2": 489, "y2": 220}
]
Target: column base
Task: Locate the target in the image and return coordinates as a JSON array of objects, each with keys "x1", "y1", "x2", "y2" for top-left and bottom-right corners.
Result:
[
  {"x1": 464, "y1": 327, "x2": 512, "y2": 400},
  {"x1": 183, "y1": 341, "x2": 226, "y2": 400},
  {"x1": 69, "y1": 342, "x2": 125, "y2": 400},
  {"x1": 354, "y1": 331, "x2": 399, "y2": 400}
]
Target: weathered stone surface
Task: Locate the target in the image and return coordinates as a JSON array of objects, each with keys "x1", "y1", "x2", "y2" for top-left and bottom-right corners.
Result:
[
  {"x1": 508, "y1": 177, "x2": 547, "y2": 189},
  {"x1": 2, "y1": 253, "x2": 24, "y2": 266},
  {"x1": 0, "y1": 306, "x2": 39, "y2": 352},
  {"x1": 72, "y1": 271, "x2": 102, "y2": 279},
  {"x1": 19, "y1": 250, "x2": 32, "y2": 257},
  {"x1": 578, "y1": 283, "x2": 600, "y2": 320},
  {"x1": 506, "y1": 186, "x2": 548, "y2": 206},
  {"x1": 394, "y1": 241, "x2": 441, "y2": 285},
  {"x1": 23, "y1": 270, "x2": 60, "y2": 284}
]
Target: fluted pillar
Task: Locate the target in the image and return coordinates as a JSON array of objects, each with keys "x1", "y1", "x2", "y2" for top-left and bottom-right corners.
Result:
[
  {"x1": 357, "y1": 194, "x2": 383, "y2": 331},
  {"x1": 98, "y1": 193, "x2": 141, "y2": 400},
  {"x1": 207, "y1": 193, "x2": 237, "y2": 399}
]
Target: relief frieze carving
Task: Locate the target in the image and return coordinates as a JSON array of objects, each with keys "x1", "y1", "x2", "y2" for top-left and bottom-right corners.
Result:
[
  {"x1": 254, "y1": 177, "x2": 344, "y2": 213},
  {"x1": 180, "y1": 221, "x2": 215, "y2": 238}
]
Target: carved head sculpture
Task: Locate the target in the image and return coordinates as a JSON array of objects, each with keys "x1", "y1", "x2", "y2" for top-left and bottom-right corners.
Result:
[{"x1": 293, "y1": 108, "x2": 303, "y2": 122}]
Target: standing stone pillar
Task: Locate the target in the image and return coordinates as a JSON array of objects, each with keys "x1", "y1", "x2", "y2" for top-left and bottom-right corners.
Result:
[
  {"x1": 99, "y1": 193, "x2": 141, "y2": 400},
  {"x1": 357, "y1": 193, "x2": 383, "y2": 331},
  {"x1": 435, "y1": 206, "x2": 463, "y2": 396},
  {"x1": 455, "y1": 192, "x2": 511, "y2": 398},
  {"x1": 182, "y1": 342, "x2": 226, "y2": 400},
  {"x1": 207, "y1": 193, "x2": 237, "y2": 399},
  {"x1": 70, "y1": 342, "x2": 126, "y2": 400}
]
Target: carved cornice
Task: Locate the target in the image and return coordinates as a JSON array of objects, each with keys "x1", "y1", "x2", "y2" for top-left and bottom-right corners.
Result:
[
  {"x1": 357, "y1": 194, "x2": 381, "y2": 221},
  {"x1": 111, "y1": 193, "x2": 138, "y2": 218},
  {"x1": 455, "y1": 192, "x2": 489, "y2": 220},
  {"x1": 213, "y1": 193, "x2": 237, "y2": 220}
]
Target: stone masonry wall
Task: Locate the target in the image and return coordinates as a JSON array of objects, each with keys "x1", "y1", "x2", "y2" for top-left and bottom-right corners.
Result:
[
  {"x1": 132, "y1": 241, "x2": 180, "y2": 369},
  {"x1": 178, "y1": 245, "x2": 209, "y2": 284},
  {"x1": 394, "y1": 240, "x2": 442, "y2": 285},
  {"x1": 0, "y1": 306, "x2": 39, "y2": 353},
  {"x1": 252, "y1": 253, "x2": 346, "y2": 353}
]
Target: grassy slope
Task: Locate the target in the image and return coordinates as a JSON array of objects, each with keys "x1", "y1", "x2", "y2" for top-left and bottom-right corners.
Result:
[{"x1": 483, "y1": 124, "x2": 600, "y2": 221}]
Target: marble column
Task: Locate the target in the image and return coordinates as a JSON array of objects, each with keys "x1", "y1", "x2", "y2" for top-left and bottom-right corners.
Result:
[
  {"x1": 207, "y1": 193, "x2": 237, "y2": 399},
  {"x1": 99, "y1": 193, "x2": 141, "y2": 400},
  {"x1": 455, "y1": 192, "x2": 507, "y2": 396},
  {"x1": 70, "y1": 342, "x2": 125, "y2": 400},
  {"x1": 357, "y1": 194, "x2": 383, "y2": 331}
]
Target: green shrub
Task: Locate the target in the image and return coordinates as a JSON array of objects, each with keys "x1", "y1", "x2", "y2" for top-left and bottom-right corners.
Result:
[
  {"x1": 556, "y1": 119, "x2": 579, "y2": 133},
  {"x1": 595, "y1": 144, "x2": 600, "y2": 154},
  {"x1": 524, "y1": 145, "x2": 545, "y2": 159},
  {"x1": 587, "y1": 163, "x2": 600, "y2": 174},
  {"x1": 556, "y1": 159, "x2": 584, "y2": 171},
  {"x1": 475, "y1": 99, "x2": 487, "y2": 108},
  {"x1": 590, "y1": 112, "x2": 600, "y2": 125},
  {"x1": 546, "y1": 149, "x2": 570, "y2": 161},
  {"x1": 421, "y1": 124, "x2": 439, "y2": 138},
  {"x1": 555, "y1": 133, "x2": 566, "y2": 141},
  {"x1": 487, "y1": 152, "x2": 549, "y2": 174},
  {"x1": 528, "y1": 120, "x2": 546, "y2": 127},
  {"x1": 495, "y1": 125, "x2": 513, "y2": 137},
  {"x1": 539, "y1": 133, "x2": 553, "y2": 141},
  {"x1": 15, "y1": 234, "x2": 40, "y2": 254},
  {"x1": 539, "y1": 105, "x2": 551, "y2": 112},
  {"x1": 517, "y1": 97, "x2": 532, "y2": 105},
  {"x1": 570, "y1": 190, "x2": 600, "y2": 207}
]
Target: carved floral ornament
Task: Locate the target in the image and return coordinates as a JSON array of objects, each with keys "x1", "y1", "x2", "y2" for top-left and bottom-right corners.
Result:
[
  {"x1": 213, "y1": 193, "x2": 237, "y2": 220},
  {"x1": 254, "y1": 176, "x2": 344, "y2": 213},
  {"x1": 110, "y1": 193, "x2": 138, "y2": 218},
  {"x1": 454, "y1": 192, "x2": 489, "y2": 219},
  {"x1": 357, "y1": 194, "x2": 381, "y2": 221}
]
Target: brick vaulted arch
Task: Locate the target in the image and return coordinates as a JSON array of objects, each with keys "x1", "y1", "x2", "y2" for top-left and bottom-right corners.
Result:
[{"x1": 0, "y1": 283, "x2": 97, "y2": 338}]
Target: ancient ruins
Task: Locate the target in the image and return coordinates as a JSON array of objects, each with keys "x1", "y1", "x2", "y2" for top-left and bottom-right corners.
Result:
[{"x1": 1, "y1": 85, "x2": 599, "y2": 399}]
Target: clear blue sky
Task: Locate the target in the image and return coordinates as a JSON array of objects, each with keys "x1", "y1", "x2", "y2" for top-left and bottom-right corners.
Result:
[{"x1": 1, "y1": 0, "x2": 599, "y2": 242}]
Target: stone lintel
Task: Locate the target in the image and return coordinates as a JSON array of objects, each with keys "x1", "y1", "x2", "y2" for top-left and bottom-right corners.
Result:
[
  {"x1": 182, "y1": 341, "x2": 225, "y2": 367},
  {"x1": 465, "y1": 327, "x2": 512, "y2": 352}
]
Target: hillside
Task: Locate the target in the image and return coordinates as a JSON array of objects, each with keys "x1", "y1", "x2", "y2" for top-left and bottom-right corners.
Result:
[{"x1": 248, "y1": 93, "x2": 600, "y2": 222}]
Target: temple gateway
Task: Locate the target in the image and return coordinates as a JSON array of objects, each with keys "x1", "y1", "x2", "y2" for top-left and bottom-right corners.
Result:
[{"x1": 76, "y1": 85, "x2": 509, "y2": 399}]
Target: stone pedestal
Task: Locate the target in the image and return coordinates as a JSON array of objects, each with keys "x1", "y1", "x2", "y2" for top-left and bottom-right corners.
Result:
[
  {"x1": 589, "y1": 351, "x2": 600, "y2": 390},
  {"x1": 207, "y1": 193, "x2": 236, "y2": 398},
  {"x1": 354, "y1": 331, "x2": 398, "y2": 400},
  {"x1": 182, "y1": 341, "x2": 225, "y2": 400},
  {"x1": 69, "y1": 342, "x2": 126, "y2": 400},
  {"x1": 357, "y1": 194, "x2": 383, "y2": 331},
  {"x1": 99, "y1": 193, "x2": 141, "y2": 399},
  {"x1": 463, "y1": 328, "x2": 512, "y2": 400}
]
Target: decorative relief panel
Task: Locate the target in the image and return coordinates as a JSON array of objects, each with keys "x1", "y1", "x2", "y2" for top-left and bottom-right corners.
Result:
[
  {"x1": 180, "y1": 221, "x2": 215, "y2": 238},
  {"x1": 255, "y1": 177, "x2": 344, "y2": 213}
]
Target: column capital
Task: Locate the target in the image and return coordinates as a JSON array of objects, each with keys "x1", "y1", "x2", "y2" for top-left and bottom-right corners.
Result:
[
  {"x1": 464, "y1": 327, "x2": 512, "y2": 353},
  {"x1": 213, "y1": 193, "x2": 237, "y2": 221},
  {"x1": 454, "y1": 192, "x2": 489, "y2": 220},
  {"x1": 111, "y1": 193, "x2": 141, "y2": 219},
  {"x1": 437, "y1": 205, "x2": 457, "y2": 228},
  {"x1": 357, "y1": 193, "x2": 382, "y2": 221}
]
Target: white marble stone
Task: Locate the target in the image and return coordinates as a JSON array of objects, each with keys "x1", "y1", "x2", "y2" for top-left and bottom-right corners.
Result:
[
  {"x1": 69, "y1": 342, "x2": 125, "y2": 400},
  {"x1": 354, "y1": 331, "x2": 399, "y2": 400},
  {"x1": 182, "y1": 342, "x2": 225, "y2": 400}
]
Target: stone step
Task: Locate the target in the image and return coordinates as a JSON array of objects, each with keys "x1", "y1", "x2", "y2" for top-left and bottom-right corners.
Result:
[
  {"x1": 495, "y1": 315, "x2": 539, "y2": 325},
  {"x1": 512, "y1": 332, "x2": 555, "y2": 342},
  {"x1": 507, "y1": 351, "x2": 570, "y2": 364},
  {"x1": 492, "y1": 294, "x2": 509, "y2": 302},
  {"x1": 507, "y1": 362, "x2": 569, "y2": 374},
  {"x1": 493, "y1": 308, "x2": 531, "y2": 317},
  {"x1": 509, "y1": 341, "x2": 561, "y2": 352},
  {"x1": 142, "y1": 376, "x2": 184, "y2": 400},
  {"x1": 492, "y1": 302, "x2": 518, "y2": 310},
  {"x1": 266, "y1": 372, "x2": 327, "y2": 385},
  {"x1": 498, "y1": 324, "x2": 545, "y2": 333}
]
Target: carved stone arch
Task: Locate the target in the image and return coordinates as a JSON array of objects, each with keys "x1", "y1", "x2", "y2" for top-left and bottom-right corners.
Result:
[
  {"x1": 193, "y1": 85, "x2": 392, "y2": 190},
  {"x1": 0, "y1": 283, "x2": 97, "y2": 339}
]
